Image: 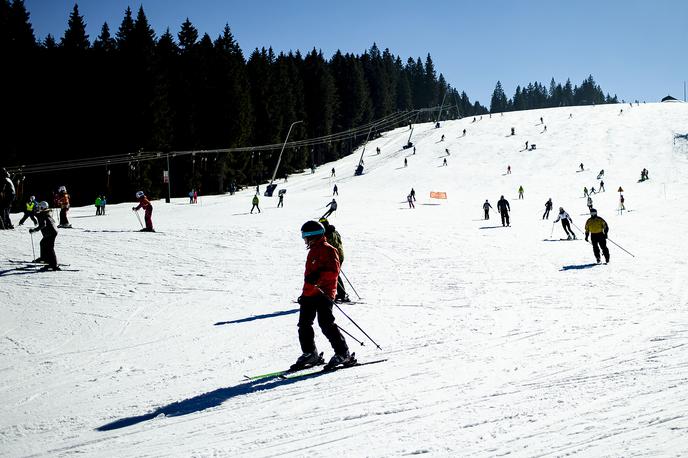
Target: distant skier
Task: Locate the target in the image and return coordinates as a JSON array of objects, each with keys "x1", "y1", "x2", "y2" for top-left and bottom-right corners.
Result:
[
  {"x1": 584, "y1": 208, "x2": 610, "y2": 264},
  {"x1": 413, "y1": 146, "x2": 416, "y2": 154},
  {"x1": 18, "y1": 195, "x2": 38, "y2": 226},
  {"x1": 407, "y1": 194, "x2": 415, "y2": 209},
  {"x1": 56, "y1": 186, "x2": 71, "y2": 228},
  {"x1": 445, "y1": 148, "x2": 450, "y2": 156},
  {"x1": 543, "y1": 198, "x2": 553, "y2": 219},
  {"x1": 376, "y1": 147, "x2": 380, "y2": 155},
  {"x1": 319, "y1": 218, "x2": 349, "y2": 303},
  {"x1": 291, "y1": 220, "x2": 351, "y2": 371},
  {"x1": 497, "y1": 195, "x2": 511, "y2": 226},
  {"x1": 511, "y1": 127, "x2": 515, "y2": 136},
  {"x1": 599, "y1": 180, "x2": 605, "y2": 192},
  {"x1": 554, "y1": 207, "x2": 576, "y2": 240},
  {"x1": 133, "y1": 191, "x2": 154, "y2": 231},
  {"x1": 250, "y1": 194, "x2": 261, "y2": 214},
  {"x1": 507, "y1": 165, "x2": 511, "y2": 174},
  {"x1": 29, "y1": 201, "x2": 60, "y2": 271},
  {"x1": 596, "y1": 169, "x2": 604, "y2": 180},
  {"x1": 543, "y1": 125, "x2": 547, "y2": 132},
  {"x1": 100, "y1": 195, "x2": 107, "y2": 215},
  {"x1": 188, "y1": 190, "x2": 194, "y2": 204},
  {"x1": 277, "y1": 193, "x2": 284, "y2": 208},
  {"x1": 193, "y1": 190, "x2": 198, "y2": 204},
  {"x1": 441, "y1": 134, "x2": 445, "y2": 141},
  {"x1": 333, "y1": 184, "x2": 338, "y2": 196},
  {"x1": 540, "y1": 116, "x2": 543, "y2": 124},
  {"x1": 95, "y1": 195, "x2": 102, "y2": 215},
  {"x1": 619, "y1": 194, "x2": 625, "y2": 210},
  {"x1": 331, "y1": 167, "x2": 335, "y2": 177},
  {"x1": 410, "y1": 188, "x2": 416, "y2": 201},
  {"x1": 590, "y1": 186, "x2": 596, "y2": 194},
  {"x1": 525, "y1": 141, "x2": 529, "y2": 150},
  {"x1": 587, "y1": 196, "x2": 593, "y2": 212},
  {"x1": 404, "y1": 158, "x2": 408, "y2": 167},
  {"x1": 580, "y1": 163, "x2": 584, "y2": 171},
  {"x1": 462, "y1": 128, "x2": 466, "y2": 136},
  {"x1": 583, "y1": 187, "x2": 588, "y2": 197},
  {"x1": 322, "y1": 198, "x2": 337, "y2": 219},
  {"x1": 483, "y1": 200, "x2": 493, "y2": 220},
  {"x1": 443, "y1": 158, "x2": 448, "y2": 166},
  {"x1": 518, "y1": 186, "x2": 524, "y2": 199}
]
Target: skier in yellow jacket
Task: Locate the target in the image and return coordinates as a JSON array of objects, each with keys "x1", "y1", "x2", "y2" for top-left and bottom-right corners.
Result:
[{"x1": 584, "y1": 208, "x2": 610, "y2": 264}]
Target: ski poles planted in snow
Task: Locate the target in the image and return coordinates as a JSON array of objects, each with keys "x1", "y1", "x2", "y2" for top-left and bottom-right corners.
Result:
[
  {"x1": 133, "y1": 209, "x2": 144, "y2": 229},
  {"x1": 337, "y1": 325, "x2": 364, "y2": 346},
  {"x1": 334, "y1": 302, "x2": 381, "y2": 350},
  {"x1": 340, "y1": 269, "x2": 361, "y2": 300}
]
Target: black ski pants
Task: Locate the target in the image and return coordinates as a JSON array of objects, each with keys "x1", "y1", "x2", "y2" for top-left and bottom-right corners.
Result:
[
  {"x1": 500, "y1": 211, "x2": 509, "y2": 226},
  {"x1": 40, "y1": 235, "x2": 58, "y2": 268},
  {"x1": 59, "y1": 207, "x2": 69, "y2": 226},
  {"x1": 562, "y1": 219, "x2": 574, "y2": 237},
  {"x1": 590, "y1": 233, "x2": 610, "y2": 262},
  {"x1": 484, "y1": 209, "x2": 489, "y2": 220},
  {"x1": 298, "y1": 295, "x2": 348, "y2": 355},
  {"x1": 543, "y1": 208, "x2": 551, "y2": 219},
  {"x1": 250, "y1": 204, "x2": 260, "y2": 213},
  {"x1": 336, "y1": 275, "x2": 347, "y2": 300},
  {"x1": 19, "y1": 211, "x2": 37, "y2": 225}
]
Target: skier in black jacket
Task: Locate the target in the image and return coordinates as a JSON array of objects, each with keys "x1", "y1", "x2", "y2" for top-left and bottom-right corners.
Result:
[
  {"x1": 497, "y1": 196, "x2": 510, "y2": 226},
  {"x1": 543, "y1": 198, "x2": 553, "y2": 219},
  {"x1": 29, "y1": 201, "x2": 60, "y2": 271}
]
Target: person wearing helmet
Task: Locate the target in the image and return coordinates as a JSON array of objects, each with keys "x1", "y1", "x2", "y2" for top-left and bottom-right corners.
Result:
[
  {"x1": 56, "y1": 186, "x2": 71, "y2": 228},
  {"x1": 132, "y1": 191, "x2": 154, "y2": 232},
  {"x1": 321, "y1": 198, "x2": 337, "y2": 219},
  {"x1": 292, "y1": 220, "x2": 351, "y2": 371},
  {"x1": 0, "y1": 168, "x2": 16, "y2": 229},
  {"x1": 18, "y1": 195, "x2": 38, "y2": 226},
  {"x1": 554, "y1": 207, "x2": 576, "y2": 240},
  {"x1": 483, "y1": 200, "x2": 492, "y2": 220},
  {"x1": 584, "y1": 208, "x2": 610, "y2": 264},
  {"x1": 29, "y1": 201, "x2": 60, "y2": 271},
  {"x1": 497, "y1": 195, "x2": 510, "y2": 226}
]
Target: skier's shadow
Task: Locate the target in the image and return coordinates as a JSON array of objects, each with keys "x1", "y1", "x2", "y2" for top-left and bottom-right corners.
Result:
[
  {"x1": 479, "y1": 225, "x2": 506, "y2": 229},
  {"x1": 96, "y1": 372, "x2": 331, "y2": 432},
  {"x1": 0, "y1": 267, "x2": 40, "y2": 277},
  {"x1": 560, "y1": 263, "x2": 598, "y2": 271},
  {"x1": 214, "y1": 308, "x2": 298, "y2": 325}
]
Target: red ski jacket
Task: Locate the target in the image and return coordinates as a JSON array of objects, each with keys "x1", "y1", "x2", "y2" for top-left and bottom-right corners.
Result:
[
  {"x1": 135, "y1": 196, "x2": 151, "y2": 210},
  {"x1": 302, "y1": 236, "x2": 340, "y2": 300}
]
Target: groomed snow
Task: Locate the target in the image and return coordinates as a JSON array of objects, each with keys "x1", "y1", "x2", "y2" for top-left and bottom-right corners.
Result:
[{"x1": 2, "y1": 103, "x2": 688, "y2": 457}]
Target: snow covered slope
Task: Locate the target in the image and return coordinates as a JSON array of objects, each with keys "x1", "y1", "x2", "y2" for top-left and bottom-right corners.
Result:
[{"x1": 2, "y1": 103, "x2": 688, "y2": 457}]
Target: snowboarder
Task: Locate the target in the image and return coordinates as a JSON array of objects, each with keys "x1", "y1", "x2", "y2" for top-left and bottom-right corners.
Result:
[
  {"x1": 497, "y1": 195, "x2": 511, "y2": 226},
  {"x1": 554, "y1": 207, "x2": 576, "y2": 239},
  {"x1": 56, "y1": 186, "x2": 71, "y2": 228},
  {"x1": 277, "y1": 193, "x2": 284, "y2": 208},
  {"x1": 599, "y1": 180, "x2": 605, "y2": 192},
  {"x1": 587, "y1": 196, "x2": 593, "y2": 212},
  {"x1": 331, "y1": 167, "x2": 336, "y2": 177},
  {"x1": 18, "y1": 195, "x2": 38, "y2": 226},
  {"x1": 483, "y1": 200, "x2": 493, "y2": 220},
  {"x1": 250, "y1": 194, "x2": 260, "y2": 214},
  {"x1": 410, "y1": 188, "x2": 416, "y2": 201},
  {"x1": 133, "y1": 191, "x2": 154, "y2": 231},
  {"x1": 543, "y1": 198, "x2": 553, "y2": 219},
  {"x1": 319, "y1": 218, "x2": 349, "y2": 303},
  {"x1": 580, "y1": 163, "x2": 584, "y2": 171},
  {"x1": 442, "y1": 158, "x2": 448, "y2": 166},
  {"x1": 596, "y1": 169, "x2": 604, "y2": 180},
  {"x1": 518, "y1": 186, "x2": 524, "y2": 199},
  {"x1": 333, "y1": 184, "x2": 338, "y2": 196},
  {"x1": 29, "y1": 201, "x2": 60, "y2": 271},
  {"x1": 0, "y1": 169, "x2": 15, "y2": 229},
  {"x1": 407, "y1": 194, "x2": 415, "y2": 209},
  {"x1": 292, "y1": 220, "x2": 351, "y2": 371},
  {"x1": 507, "y1": 165, "x2": 511, "y2": 174},
  {"x1": 322, "y1": 199, "x2": 337, "y2": 219},
  {"x1": 584, "y1": 208, "x2": 610, "y2": 264},
  {"x1": 404, "y1": 158, "x2": 408, "y2": 167}
]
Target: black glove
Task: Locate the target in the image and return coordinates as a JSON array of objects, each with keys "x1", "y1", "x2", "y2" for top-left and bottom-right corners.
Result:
[
  {"x1": 304, "y1": 271, "x2": 319, "y2": 285},
  {"x1": 29, "y1": 228, "x2": 36, "y2": 233}
]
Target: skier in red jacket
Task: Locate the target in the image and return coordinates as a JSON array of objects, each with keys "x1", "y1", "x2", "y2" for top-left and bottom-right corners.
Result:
[
  {"x1": 291, "y1": 220, "x2": 351, "y2": 371},
  {"x1": 132, "y1": 191, "x2": 154, "y2": 232}
]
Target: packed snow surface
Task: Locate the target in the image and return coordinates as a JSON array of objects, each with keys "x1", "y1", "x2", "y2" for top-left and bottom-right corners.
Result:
[{"x1": 2, "y1": 103, "x2": 688, "y2": 457}]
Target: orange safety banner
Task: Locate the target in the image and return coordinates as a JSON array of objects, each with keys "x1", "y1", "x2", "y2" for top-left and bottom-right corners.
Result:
[{"x1": 430, "y1": 192, "x2": 447, "y2": 199}]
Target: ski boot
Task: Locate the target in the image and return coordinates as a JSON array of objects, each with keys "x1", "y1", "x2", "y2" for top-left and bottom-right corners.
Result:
[
  {"x1": 289, "y1": 351, "x2": 324, "y2": 372},
  {"x1": 324, "y1": 351, "x2": 357, "y2": 371}
]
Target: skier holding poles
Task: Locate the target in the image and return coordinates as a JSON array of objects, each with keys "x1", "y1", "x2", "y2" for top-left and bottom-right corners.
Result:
[
  {"x1": 29, "y1": 201, "x2": 60, "y2": 271},
  {"x1": 584, "y1": 208, "x2": 610, "y2": 264},
  {"x1": 553, "y1": 207, "x2": 576, "y2": 240},
  {"x1": 292, "y1": 220, "x2": 352, "y2": 371},
  {"x1": 483, "y1": 200, "x2": 493, "y2": 220},
  {"x1": 132, "y1": 191, "x2": 154, "y2": 232}
]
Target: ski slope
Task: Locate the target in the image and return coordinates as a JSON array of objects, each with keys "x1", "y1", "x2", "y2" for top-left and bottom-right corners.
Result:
[{"x1": 2, "y1": 103, "x2": 688, "y2": 457}]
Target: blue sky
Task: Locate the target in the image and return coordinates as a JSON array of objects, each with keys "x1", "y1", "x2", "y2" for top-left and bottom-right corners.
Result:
[{"x1": 24, "y1": 0, "x2": 688, "y2": 105}]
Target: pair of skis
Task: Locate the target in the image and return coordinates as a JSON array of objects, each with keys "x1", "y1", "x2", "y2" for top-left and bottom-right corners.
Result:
[{"x1": 245, "y1": 353, "x2": 387, "y2": 382}]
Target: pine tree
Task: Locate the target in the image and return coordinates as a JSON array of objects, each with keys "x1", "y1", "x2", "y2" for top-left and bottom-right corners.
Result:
[
  {"x1": 490, "y1": 81, "x2": 508, "y2": 113},
  {"x1": 61, "y1": 4, "x2": 89, "y2": 51},
  {"x1": 178, "y1": 18, "x2": 198, "y2": 52},
  {"x1": 93, "y1": 23, "x2": 115, "y2": 53}
]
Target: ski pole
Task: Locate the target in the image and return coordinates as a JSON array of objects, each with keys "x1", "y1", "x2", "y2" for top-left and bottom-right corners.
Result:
[
  {"x1": 334, "y1": 302, "x2": 381, "y2": 350},
  {"x1": 133, "y1": 209, "x2": 144, "y2": 228},
  {"x1": 30, "y1": 231, "x2": 36, "y2": 260},
  {"x1": 337, "y1": 325, "x2": 364, "y2": 346},
  {"x1": 550, "y1": 222, "x2": 555, "y2": 238},
  {"x1": 340, "y1": 269, "x2": 362, "y2": 300},
  {"x1": 571, "y1": 222, "x2": 635, "y2": 258}
]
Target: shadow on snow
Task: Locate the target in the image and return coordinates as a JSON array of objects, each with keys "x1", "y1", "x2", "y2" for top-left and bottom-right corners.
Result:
[
  {"x1": 560, "y1": 263, "x2": 598, "y2": 271},
  {"x1": 214, "y1": 308, "x2": 298, "y2": 326}
]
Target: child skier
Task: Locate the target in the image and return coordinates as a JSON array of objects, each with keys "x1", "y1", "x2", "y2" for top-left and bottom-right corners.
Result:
[
  {"x1": 29, "y1": 201, "x2": 60, "y2": 271},
  {"x1": 132, "y1": 191, "x2": 154, "y2": 231},
  {"x1": 407, "y1": 194, "x2": 415, "y2": 209},
  {"x1": 584, "y1": 208, "x2": 610, "y2": 263},
  {"x1": 483, "y1": 200, "x2": 492, "y2": 220},
  {"x1": 250, "y1": 194, "x2": 260, "y2": 213},
  {"x1": 18, "y1": 196, "x2": 38, "y2": 226},
  {"x1": 56, "y1": 186, "x2": 71, "y2": 228},
  {"x1": 292, "y1": 220, "x2": 351, "y2": 371},
  {"x1": 554, "y1": 207, "x2": 576, "y2": 239}
]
